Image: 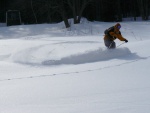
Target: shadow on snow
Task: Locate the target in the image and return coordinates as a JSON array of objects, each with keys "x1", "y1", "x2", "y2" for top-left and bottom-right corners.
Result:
[{"x1": 42, "y1": 47, "x2": 144, "y2": 66}]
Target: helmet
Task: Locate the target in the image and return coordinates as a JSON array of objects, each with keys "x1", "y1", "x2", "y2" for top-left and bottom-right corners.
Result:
[{"x1": 115, "y1": 23, "x2": 121, "y2": 29}]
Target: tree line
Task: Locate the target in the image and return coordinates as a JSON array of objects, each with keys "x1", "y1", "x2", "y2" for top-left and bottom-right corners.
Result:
[{"x1": 0, "y1": 0, "x2": 150, "y2": 27}]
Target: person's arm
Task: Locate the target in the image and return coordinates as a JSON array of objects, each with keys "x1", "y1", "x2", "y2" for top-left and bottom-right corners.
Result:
[{"x1": 109, "y1": 32, "x2": 127, "y2": 41}]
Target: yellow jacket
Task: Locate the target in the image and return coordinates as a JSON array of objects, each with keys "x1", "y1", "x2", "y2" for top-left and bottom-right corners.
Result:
[{"x1": 104, "y1": 23, "x2": 126, "y2": 41}]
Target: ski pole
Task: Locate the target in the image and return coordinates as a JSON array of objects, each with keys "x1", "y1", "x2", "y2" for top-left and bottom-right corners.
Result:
[
  {"x1": 108, "y1": 42, "x2": 113, "y2": 49},
  {"x1": 116, "y1": 42, "x2": 126, "y2": 48}
]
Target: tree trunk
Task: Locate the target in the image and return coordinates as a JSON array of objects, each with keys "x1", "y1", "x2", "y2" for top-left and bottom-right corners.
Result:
[
  {"x1": 116, "y1": 0, "x2": 122, "y2": 21},
  {"x1": 31, "y1": 0, "x2": 38, "y2": 24},
  {"x1": 137, "y1": 0, "x2": 149, "y2": 20},
  {"x1": 68, "y1": 0, "x2": 92, "y2": 24},
  {"x1": 58, "y1": 0, "x2": 70, "y2": 28}
]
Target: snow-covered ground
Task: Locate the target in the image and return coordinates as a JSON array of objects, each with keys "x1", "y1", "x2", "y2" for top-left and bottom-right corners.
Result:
[{"x1": 0, "y1": 19, "x2": 150, "y2": 113}]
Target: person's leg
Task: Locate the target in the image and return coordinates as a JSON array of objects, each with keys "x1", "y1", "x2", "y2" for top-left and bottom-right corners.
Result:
[
  {"x1": 110, "y1": 41, "x2": 116, "y2": 49},
  {"x1": 104, "y1": 39, "x2": 116, "y2": 49}
]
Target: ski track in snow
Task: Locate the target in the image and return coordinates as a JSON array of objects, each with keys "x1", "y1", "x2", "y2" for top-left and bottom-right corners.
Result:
[
  {"x1": 0, "y1": 48, "x2": 150, "y2": 82},
  {"x1": 0, "y1": 40, "x2": 146, "y2": 82},
  {"x1": 0, "y1": 52, "x2": 148, "y2": 82},
  {"x1": 11, "y1": 43, "x2": 139, "y2": 66}
]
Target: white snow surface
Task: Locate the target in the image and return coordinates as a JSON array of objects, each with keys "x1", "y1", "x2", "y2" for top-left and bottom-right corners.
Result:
[{"x1": 0, "y1": 20, "x2": 150, "y2": 113}]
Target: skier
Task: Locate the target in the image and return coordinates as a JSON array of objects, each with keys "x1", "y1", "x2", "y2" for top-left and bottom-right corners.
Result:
[{"x1": 104, "y1": 23, "x2": 128, "y2": 49}]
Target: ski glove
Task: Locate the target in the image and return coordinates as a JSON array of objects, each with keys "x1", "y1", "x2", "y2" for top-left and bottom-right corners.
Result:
[{"x1": 124, "y1": 39, "x2": 128, "y2": 43}]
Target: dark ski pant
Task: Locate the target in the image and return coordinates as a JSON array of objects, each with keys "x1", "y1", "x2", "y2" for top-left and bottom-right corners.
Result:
[{"x1": 104, "y1": 39, "x2": 116, "y2": 49}]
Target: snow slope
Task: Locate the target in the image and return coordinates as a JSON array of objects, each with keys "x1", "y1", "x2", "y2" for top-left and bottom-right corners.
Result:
[{"x1": 0, "y1": 20, "x2": 150, "y2": 113}]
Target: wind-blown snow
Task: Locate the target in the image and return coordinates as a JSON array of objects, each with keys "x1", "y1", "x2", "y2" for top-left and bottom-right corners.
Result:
[{"x1": 0, "y1": 19, "x2": 150, "y2": 113}]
